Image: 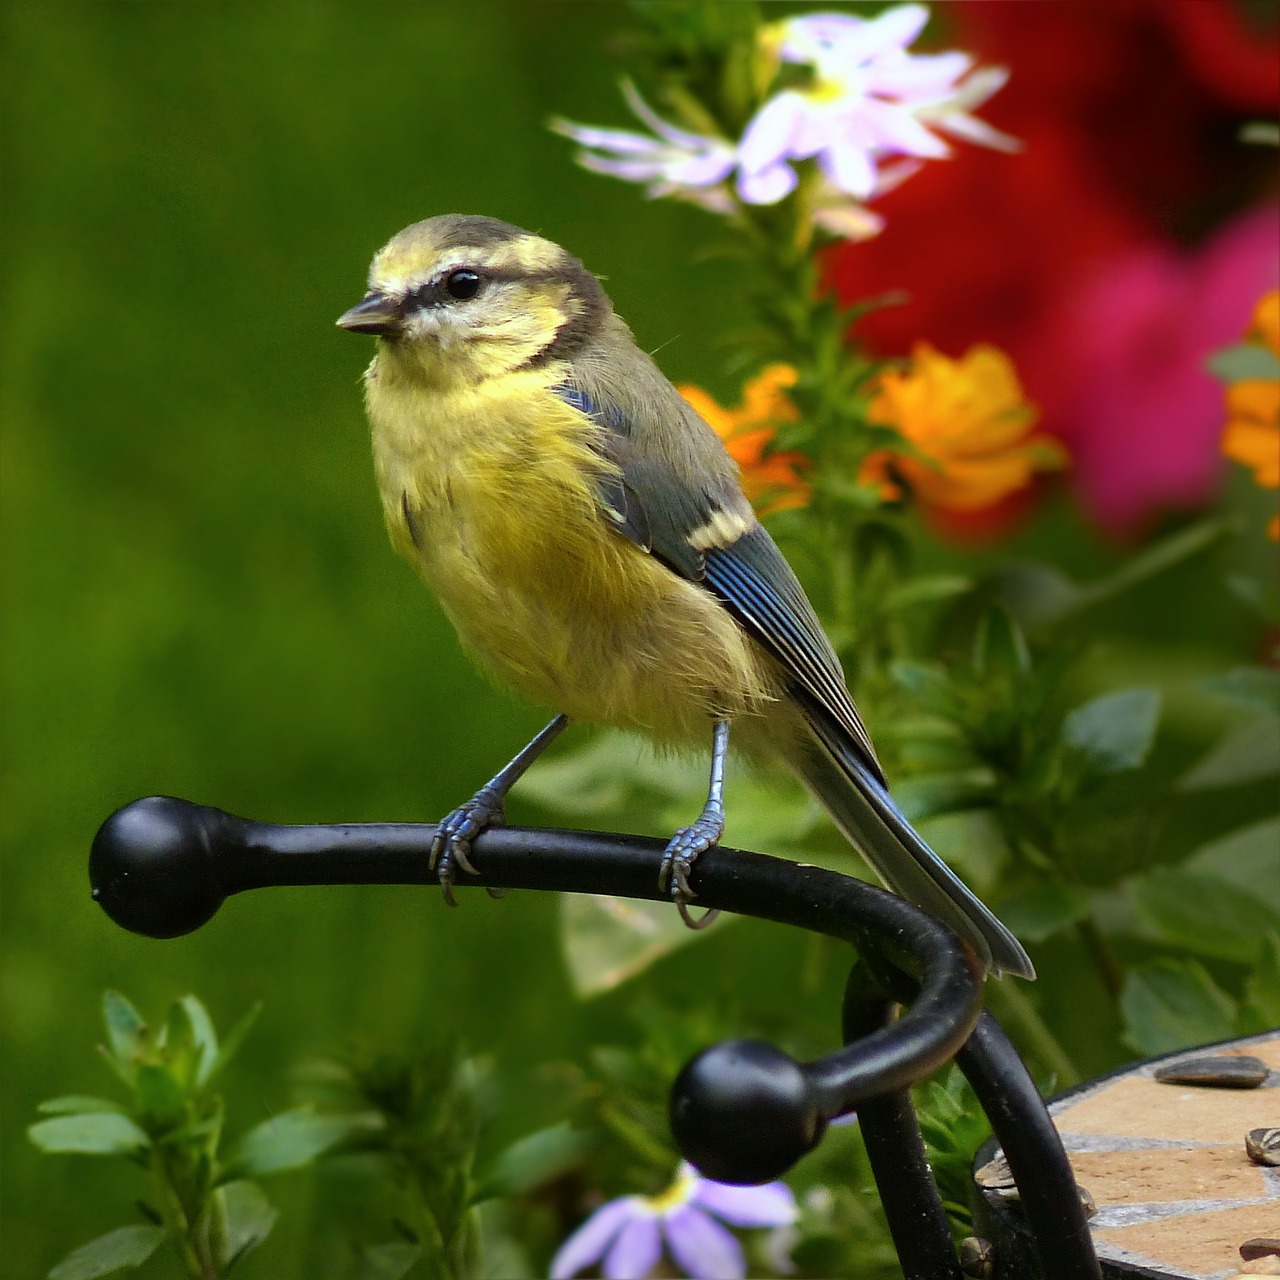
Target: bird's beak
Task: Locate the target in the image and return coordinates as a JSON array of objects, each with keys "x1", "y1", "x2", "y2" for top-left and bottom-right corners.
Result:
[{"x1": 336, "y1": 291, "x2": 401, "y2": 337}]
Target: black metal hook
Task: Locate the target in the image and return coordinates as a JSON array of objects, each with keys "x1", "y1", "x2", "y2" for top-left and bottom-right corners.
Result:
[{"x1": 90, "y1": 795, "x2": 1101, "y2": 1279}]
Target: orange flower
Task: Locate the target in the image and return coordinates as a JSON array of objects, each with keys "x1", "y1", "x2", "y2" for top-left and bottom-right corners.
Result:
[
  {"x1": 679, "y1": 364, "x2": 812, "y2": 514},
  {"x1": 1222, "y1": 289, "x2": 1280, "y2": 539},
  {"x1": 1248, "y1": 287, "x2": 1280, "y2": 358},
  {"x1": 862, "y1": 343, "x2": 1068, "y2": 513}
]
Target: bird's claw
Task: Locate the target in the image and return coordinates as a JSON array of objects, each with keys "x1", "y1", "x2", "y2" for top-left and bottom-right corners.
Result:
[
  {"x1": 659, "y1": 810, "x2": 724, "y2": 930},
  {"x1": 431, "y1": 789, "x2": 506, "y2": 904}
]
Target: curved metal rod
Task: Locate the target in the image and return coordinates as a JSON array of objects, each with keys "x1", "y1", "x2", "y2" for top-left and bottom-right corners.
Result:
[
  {"x1": 843, "y1": 966, "x2": 962, "y2": 1280},
  {"x1": 91, "y1": 795, "x2": 985, "y2": 1185},
  {"x1": 958, "y1": 1015, "x2": 1100, "y2": 1280}
]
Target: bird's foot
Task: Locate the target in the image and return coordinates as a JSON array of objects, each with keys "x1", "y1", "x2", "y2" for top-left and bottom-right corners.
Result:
[
  {"x1": 659, "y1": 807, "x2": 723, "y2": 931},
  {"x1": 431, "y1": 787, "x2": 506, "y2": 906}
]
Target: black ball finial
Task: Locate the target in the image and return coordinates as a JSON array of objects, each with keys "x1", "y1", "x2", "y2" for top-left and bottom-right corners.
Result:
[
  {"x1": 89, "y1": 796, "x2": 227, "y2": 939},
  {"x1": 670, "y1": 1039, "x2": 825, "y2": 1185}
]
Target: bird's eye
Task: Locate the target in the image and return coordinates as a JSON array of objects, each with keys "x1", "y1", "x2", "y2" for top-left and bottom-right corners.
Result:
[{"x1": 444, "y1": 269, "x2": 481, "y2": 301}]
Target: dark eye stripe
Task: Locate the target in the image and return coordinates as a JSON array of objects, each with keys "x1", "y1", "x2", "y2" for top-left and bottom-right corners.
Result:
[{"x1": 404, "y1": 270, "x2": 486, "y2": 311}]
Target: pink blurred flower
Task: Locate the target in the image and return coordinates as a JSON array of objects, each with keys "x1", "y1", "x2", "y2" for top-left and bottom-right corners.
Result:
[{"x1": 1028, "y1": 204, "x2": 1280, "y2": 534}]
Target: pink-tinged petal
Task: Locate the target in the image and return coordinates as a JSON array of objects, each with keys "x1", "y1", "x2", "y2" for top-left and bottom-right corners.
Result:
[
  {"x1": 576, "y1": 154, "x2": 668, "y2": 182},
  {"x1": 867, "y1": 51, "x2": 972, "y2": 100},
  {"x1": 836, "y1": 3, "x2": 930, "y2": 63},
  {"x1": 813, "y1": 202, "x2": 885, "y2": 242},
  {"x1": 778, "y1": 14, "x2": 865, "y2": 63},
  {"x1": 690, "y1": 1179, "x2": 799, "y2": 1229},
  {"x1": 551, "y1": 121, "x2": 667, "y2": 156},
  {"x1": 792, "y1": 101, "x2": 837, "y2": 157},
  {"x1": 736, "y1": 163, "x2": 797, "y2": 205},
  {"x1": 603, "y1": 1214, "x2": 663, "y2": 1280},
  {"x1": 738, "y1": 93, "x2": 810, "y2": 171},
  {"x1": 818, "y1": 139, "x2": 877, "y2": 199},
  {"x1": 551, "y1": 1198, "x2": 639, "y2": 1279},
  {"x1": 663, "y1": 1206, "x2": 746, "y2": 1280},
  {"x1": 870, "y1": 156, "x2": 923, "y2": 197},
  {"x1": 620, "y1": 81, "x2": 721, "y2": 151},
  {"x1": 665, "y1": 150, "x2": 736, "y2": 187},
  {"x1": 858, "y1": 99, "x2": 950, "y2": 158},
  {"x1": 932, "y1": 111, "x2": 1021, "y2": 154},
  {"x1": 942, "y1": 65, "x2": 1011, "y2": 113}
]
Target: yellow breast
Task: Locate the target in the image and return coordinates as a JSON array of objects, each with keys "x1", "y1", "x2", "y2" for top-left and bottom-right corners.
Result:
[{"x1": 363, "y1": 361, "x2": 778, "y2": 743}]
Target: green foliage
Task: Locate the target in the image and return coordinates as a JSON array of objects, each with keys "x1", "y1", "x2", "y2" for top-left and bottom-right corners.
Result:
[
  {"x1": 28, "y1": 993, "x2": 364, "y2": 1279},
  {"x1": 915, "y1": 1068, "x2": 992, "y2": 1233}
]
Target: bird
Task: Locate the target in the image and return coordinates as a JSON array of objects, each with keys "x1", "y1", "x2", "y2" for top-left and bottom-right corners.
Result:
[{"x1": 336, "y1": 213, "x2": 1034, "y2": 980}]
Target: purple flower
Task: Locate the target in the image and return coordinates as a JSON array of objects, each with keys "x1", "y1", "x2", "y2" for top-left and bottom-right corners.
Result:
[
  {"x1": 738, "y1": 6, "x2": 1017, "y2": 206},
  {"x1": 551, "y1": 82, "x2": 736, "y2": 214},
  {"x1": 550, "y1": 1163, "x2": 798, "y2": 1280},
  {"x1": 552, "y1": 4, "x2": 1014, "y2": 241}
]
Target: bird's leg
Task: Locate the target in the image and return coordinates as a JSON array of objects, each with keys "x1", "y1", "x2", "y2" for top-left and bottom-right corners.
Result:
[
  {"x1": 659, "y1": 719, "x2": 729, "y2": 930},
  {"x1": 432, "y1": 714, "x2": 569, "y2": 904}
]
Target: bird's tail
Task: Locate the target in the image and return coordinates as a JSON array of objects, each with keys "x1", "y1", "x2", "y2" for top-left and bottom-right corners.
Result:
[{"x1": 790, "y1": 711, "x2": 1035, "y2": 980}]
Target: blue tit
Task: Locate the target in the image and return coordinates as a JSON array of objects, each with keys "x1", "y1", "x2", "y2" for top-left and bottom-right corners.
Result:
[{"x1": 337, "y1": 214, "x2": 1033, "y2": 979}]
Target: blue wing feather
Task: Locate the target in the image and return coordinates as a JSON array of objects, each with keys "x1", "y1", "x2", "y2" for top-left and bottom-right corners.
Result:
[
  {"x1": 552, "y1": 380, "x2": 883, "y2": 782},
  {"x1": 550, "y1": 378, "x2": 1034, "y2": 976}
]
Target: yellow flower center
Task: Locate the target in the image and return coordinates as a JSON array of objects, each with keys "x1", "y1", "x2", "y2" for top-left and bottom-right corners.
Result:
[{"x1": 645, "y1": 1166, "x2": 699, "y2": 1214}]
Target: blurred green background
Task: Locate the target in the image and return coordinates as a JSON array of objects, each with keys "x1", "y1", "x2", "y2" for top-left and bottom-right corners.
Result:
[
  {"x1": 0, "y1": 3, "x2": 763, "y2": 1272},
  {"x1": 2, "y1": 4, "x2": 1275, "y2": 1277}
]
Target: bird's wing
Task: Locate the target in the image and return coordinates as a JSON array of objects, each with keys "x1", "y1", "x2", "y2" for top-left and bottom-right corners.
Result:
[{"x1": 554, "y1": 380, "x2": 884, "y2": 784}]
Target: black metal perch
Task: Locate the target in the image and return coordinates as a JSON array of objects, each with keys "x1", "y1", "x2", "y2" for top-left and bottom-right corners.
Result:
[{"x1": 90, "y1": 795, "x2": 1101, "y2": 1280}]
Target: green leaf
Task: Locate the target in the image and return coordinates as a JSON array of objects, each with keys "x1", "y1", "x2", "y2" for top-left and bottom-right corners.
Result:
[
  {"x1": 1205, "y1": 666, "x2": 1280, "y2": 717},
  {"x1": 29, "y1": 1111, "x2": 150, "y2": 1156},
  {"x1": 1179, "y1": 715, "x2": 1280, "y2": 789},
  {"x1": 1120, "y1": 959, "x2": 1237, "y2": 1056},
  {"x1": 474, "y1": 1123, "x2": 594, "y2": 1201},
  {"x1": 1241, "y1": 935, "x2": 1280, "y2": 1032},
  {"x1": 1061, "y1": 688, "x2": 1161, "y2": 775},
  {"x1": 520, "y1": 730, "x2": 694, "y2": 819},
  {"x1": 1226, "y1": 573, "x2": 1280, "y2": 624},
  {"x1": 994, "y1": 563, "x2": 1084, "y2": 633},
  {"x1": 891, "y1": 661, "x2": 959, "y2": 716},
  {"x1": 167, "y1": 996, "x2": 218, "y2": 1091},
  {"x1": 48, "y1": 1225, "x2": 166, "y2": 1280},
  {"x1": 1002, "y1": 520, "x2": 1228, "y2": 630},
  {"x1": 893, "y1": 770, "x2": 996, "y2": 823},
  {"x1": 216, "y1": 1181, "x2": 279, "y2": 1272},
  {"x1": 997, "y1": 883, "x2": 1092, "y2": 943},
  {"x1": 135, "y1": 1065, "x2": 188, "y2": 1129},
  {"x1": 560, "y1": 892, "x2": 726, "y2": 997},
  {"x1": 101, "y1": 992, "x2": 146, "y2": 1071},
  {"x1": 1129, "y1": 868, "x2": 1280, "y2": 963},
  {"x1": 221, "y1": 1109, "x2": 378, "y2": 1180},
  {"x1": 1241, "y1": 120, "x2": 1280, "y2": 146},
  {"x1": 204, "y1": 1002, "x2": 261, "y2": 1090},
  {"x1": 358, "y1": 1243, "x2": 424, "y2": 1280},
  {"x1": 1185, "y1": 819, "x2": 1280, "y2": 914},
  {"x1": 1207, "y1": 339, "x2": 1280, "y2": 382},
  {"x1": 1206, "y1": 342, "x2": 1280, "y2": 383},
  {"x1": 882, "y1": 575, "x2": 973, "y2": 612},
  {"x1": 972, "y1": 606, "x2": 1030, "y2": 678},
  {"x1": 36, "y1": 1096, "x2": 126, "y2": 1117}
]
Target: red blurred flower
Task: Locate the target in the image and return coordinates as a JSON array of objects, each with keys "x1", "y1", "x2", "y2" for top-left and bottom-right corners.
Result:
[
  {"x1": 1034, "y1": 204, "x2": 1279, "y2": 533},
  {"x1": 825, "y1": 0, "x2": 1280, "y2": 535}
]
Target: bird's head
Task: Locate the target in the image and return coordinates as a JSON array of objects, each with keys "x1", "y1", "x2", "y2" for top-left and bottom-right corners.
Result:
[{"x1": 336, "y1": 215, "x2": 609, "y2": 386}]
